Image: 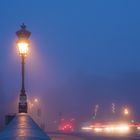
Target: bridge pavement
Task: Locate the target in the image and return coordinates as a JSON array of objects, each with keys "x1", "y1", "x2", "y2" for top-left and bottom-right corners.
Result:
[{"x1": 0, "y1": 113, "x2": 51, "y2": 140}]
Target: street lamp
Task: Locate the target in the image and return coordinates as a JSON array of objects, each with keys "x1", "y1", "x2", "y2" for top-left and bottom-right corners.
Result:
[
  {"x1": 16, "y1": 23, "x2": 31, "y2": 113},
  {"x1": 34, "y1": 98, "x2": 41, "y2": 117},
  {"x1": 124, "y1": 108, "x2": 129, "y2": 115},
  {"x1": 34, "y1": 98, "x2": 39, "y2": 103}
]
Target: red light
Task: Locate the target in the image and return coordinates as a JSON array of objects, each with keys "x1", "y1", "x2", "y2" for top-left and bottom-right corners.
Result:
[{"x1": 58, "y1": 118, "x2": 75, "y2": 132}]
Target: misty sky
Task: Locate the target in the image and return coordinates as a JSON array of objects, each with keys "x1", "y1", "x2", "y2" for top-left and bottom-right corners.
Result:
[{"x1": 0, "y1": 0, "x2": 140, "y2": 129}]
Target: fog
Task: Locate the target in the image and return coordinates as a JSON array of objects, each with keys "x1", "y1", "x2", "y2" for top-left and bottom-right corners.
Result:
[{"x1": 0, "y1": 0, "x2": 140, "y2": 131}]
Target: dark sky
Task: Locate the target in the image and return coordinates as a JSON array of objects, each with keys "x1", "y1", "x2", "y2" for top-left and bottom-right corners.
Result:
[{"x1": 0, "y1": 0, "x2": 140, "y2": 129}]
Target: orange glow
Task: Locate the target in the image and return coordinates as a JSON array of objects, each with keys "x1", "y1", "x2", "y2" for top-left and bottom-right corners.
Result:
[
  {"x1": 94, "y1": 127, "x2": 103, "y2": 132},
  {"x1": 34, "y1": 98, "x2": 38, "y2": 103},
  {"x1": 82, "y1": 123, "x2": 130, "y2": 134},
  {"x1": 124, "y1": 108, "x2": 129, "y2": 115},
  {"x1": 17, "y1": 42, "x2": 29, "y2": 56}
]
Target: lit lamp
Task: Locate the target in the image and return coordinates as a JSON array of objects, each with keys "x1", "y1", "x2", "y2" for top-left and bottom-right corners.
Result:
[
  {"x1": 34, "y1": 98, "x2": 39, "y2": 103},
  {"x1": 16, "y1": 24, "x2": 31, "y2": 113},
  {"x1": 124, "y1": 108, "x2": 129, "y2": 115},
  {"x1": 17, "y1": 41, "x2": 29, "y2": 56}
]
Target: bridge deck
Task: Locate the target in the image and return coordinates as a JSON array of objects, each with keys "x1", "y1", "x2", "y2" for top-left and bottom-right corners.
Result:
[{"x1": 0, "y1": 113, "x2": 51, "y2": 140}]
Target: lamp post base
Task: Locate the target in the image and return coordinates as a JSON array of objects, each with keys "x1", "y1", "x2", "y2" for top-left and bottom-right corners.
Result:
[
  {"x1": 19, "y1": 93, "x2": 28, "y2": 113},
  {"x1": 19, "y1": 102, "x2": 27, "y2": 113}
]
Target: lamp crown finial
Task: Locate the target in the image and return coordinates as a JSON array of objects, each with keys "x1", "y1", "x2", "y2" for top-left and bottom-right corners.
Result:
[
  {"x1": 16, "y1": 23, "x2": 31, "y2": 39},
  {"x1": 21, "y1": 23, "x2": 26, "y2": 29}
]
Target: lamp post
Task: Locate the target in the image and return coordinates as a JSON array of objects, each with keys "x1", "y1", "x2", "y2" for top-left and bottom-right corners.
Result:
[
  {"x1": 124, "y1": 108, "x2": 129, "y2": 115},
  {"x1": 16, "y1": 24, "x2": 31, "y2": 113},
  {"x1": 34, "y1": 98, "x2": 39, "y2": 103}
]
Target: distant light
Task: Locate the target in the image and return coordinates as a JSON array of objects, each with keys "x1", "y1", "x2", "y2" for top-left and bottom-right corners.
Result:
[
  {"x1": 34, "y1": 98, "x2": 38, "y2": 103},
  {"x1": 94, "y1": 127, "x2": 103, "y2": 132},
  {"x1": 137, "y1": 127, "x2": 140, "y2": 130},
  {"x1": 104, "y1": 126, "x2": 115, "y2": 132},
  {"x1": 115, "y1": 124, "x2": 129, "y2": 132},
  {"x1": 124, "y1": 108, "x2": 129, "y2": 115},
  {"x1": 131, "y1": 120, "x2": 134, "y2": 123},
  {"x1": 81, "y1": 127, "x2": 92, "y2": 130},
  {"x1": 105, "y1": 124, "x2": 129, "y2": 133}
]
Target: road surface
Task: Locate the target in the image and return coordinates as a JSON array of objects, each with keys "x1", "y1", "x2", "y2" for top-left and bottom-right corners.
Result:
[
  {"x1": 50, "y1": 134, "x2": 85, "y2": 140},
  {"x1": 49, "y1": 133, "x2": 140, "y2": 140}
]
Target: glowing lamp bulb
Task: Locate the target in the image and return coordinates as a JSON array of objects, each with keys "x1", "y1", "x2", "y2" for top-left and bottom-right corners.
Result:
[
  {"x1": 17, "y1": 42, "x2": 29, "y2": 56},
  {"x1": 34, "y1": 98, "x2": 38, "y2": 103},
  {"x1": 124, "y1": 108, "x2": 129, "y2": 115}
]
